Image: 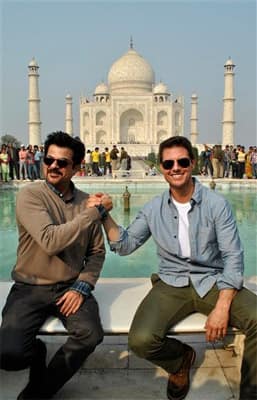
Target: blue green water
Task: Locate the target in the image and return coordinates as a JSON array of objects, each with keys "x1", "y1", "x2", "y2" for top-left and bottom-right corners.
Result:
[{"x1": 0, "y1": 183, "x2": 256, "y2": 281}]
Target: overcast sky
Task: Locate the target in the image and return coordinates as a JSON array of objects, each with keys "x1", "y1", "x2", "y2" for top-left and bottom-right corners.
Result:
[{"x1": 1, "y1": 0, "x2": 256, "y2": 147}]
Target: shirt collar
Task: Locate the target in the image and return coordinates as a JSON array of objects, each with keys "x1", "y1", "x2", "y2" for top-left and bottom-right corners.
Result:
[
  {"x1": 46, "y1": 181, "x2": 76, "y2": 203},
  {"x1": 191, "y1": 178, "x2": 202, "y2": 205}
]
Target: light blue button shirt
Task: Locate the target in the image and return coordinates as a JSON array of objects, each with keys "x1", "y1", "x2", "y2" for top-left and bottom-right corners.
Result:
[{"x1": 109, "y1": 179, "x2": 244, "y2": 298}]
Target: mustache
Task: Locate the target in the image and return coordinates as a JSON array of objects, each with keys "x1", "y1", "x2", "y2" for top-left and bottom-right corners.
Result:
[{"x1": 48, "y1": 168, "x2": 62, "y2": 175}]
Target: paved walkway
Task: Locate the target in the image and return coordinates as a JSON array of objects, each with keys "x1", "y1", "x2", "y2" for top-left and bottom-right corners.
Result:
[{"x1": 0, "y1": 333, "x2": 243, "y2": 400}]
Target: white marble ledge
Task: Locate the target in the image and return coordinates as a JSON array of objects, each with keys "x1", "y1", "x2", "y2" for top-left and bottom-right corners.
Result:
[{"x1": 0, "y1": 277, "x2": 256, "y2": 335}]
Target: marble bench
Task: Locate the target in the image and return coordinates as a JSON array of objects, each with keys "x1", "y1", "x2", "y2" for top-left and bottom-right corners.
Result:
[{"x1": 1, "y1": 277, "x2": 253, "y2": 336}]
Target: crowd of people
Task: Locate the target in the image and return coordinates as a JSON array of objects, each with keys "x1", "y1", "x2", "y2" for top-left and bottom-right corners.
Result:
[
  {"x1": 83, "y1": 145, "x2": 131, "y2": 178},
  {"x1": 1, "y1": 141, "x2": 257, "y2": 183},
  {"x1": 0, "y1": 142, "x2": 133, "y2": 182},
  {"x1": 199, "y1": 144, "x2": 257, "y2": 179},
  {"x1": 0, "y1": 143, "x2": 44, "y2": 182}
]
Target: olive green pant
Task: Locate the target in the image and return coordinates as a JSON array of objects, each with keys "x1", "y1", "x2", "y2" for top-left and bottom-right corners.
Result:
[{"x1": 128, "y1": 274, "x2": 257, "y2": 400}]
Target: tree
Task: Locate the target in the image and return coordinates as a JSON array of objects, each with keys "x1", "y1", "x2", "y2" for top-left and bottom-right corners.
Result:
[
  {"x1": 147, "y1": 152, "x2": 157, "y2": 164},
  {"x1": 1, "y1": 134, "x2": 21, "y2": 147},
  {"x1": 192, "y1": 146, "x2": 200, "y2": 175}
]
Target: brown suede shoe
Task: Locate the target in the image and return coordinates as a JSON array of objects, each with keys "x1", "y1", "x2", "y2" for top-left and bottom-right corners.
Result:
[{"x1": 167, "y1": 346, "x2": 196, "y2": 400}]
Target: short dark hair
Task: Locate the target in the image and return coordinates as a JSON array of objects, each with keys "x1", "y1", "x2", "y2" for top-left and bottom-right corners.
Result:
[
  {"x1": 44, "y1": 131, "x2": 85, "y2": 166},
  {"x1": 158, "y1": 136, "x2": 194, "y2": 163}
]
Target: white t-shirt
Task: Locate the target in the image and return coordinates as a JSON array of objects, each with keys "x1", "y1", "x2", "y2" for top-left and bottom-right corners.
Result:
[{"x1": 172, "y1": 198, "x2": 191, "y2": 258}]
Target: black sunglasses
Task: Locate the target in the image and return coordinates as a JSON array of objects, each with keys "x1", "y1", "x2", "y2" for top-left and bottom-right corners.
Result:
[
  {"x1": 162, "y1": 158, "x2": 191, "y2": 170},
  {"x1": 43, "y1": 156, "x2": 72, "y2": 168}
]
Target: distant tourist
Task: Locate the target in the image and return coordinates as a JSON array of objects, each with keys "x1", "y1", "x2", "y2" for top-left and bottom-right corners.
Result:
[
  {"x1": 104, "y1": 147, "x2": 112, "y2": 175},
  {"x1": 34, "y1": 144, "x2": 43, "y2": 179},
  {"x1": 19, "y1": 144, "x2": 28, "y2": 180},
  {"x1": 0, "y1": 144, "x2": 9, "y2": 182},
  {"x1": 250, "y1": 146, "x2": 257, "y2": 178},
  {"x1": 91, "y1": 147, "x2": 101, "y2": 176},
  {"x1": 7, "y1": 143, "x2": 20, "y2": 180},
  {"x1": 85, "y1": 149, "x2": 92, "y2": 176},
  {"x1": 110, "y1": 144, "x2": 119, "y2": 178},
  {"x1": 120, "y1": 147, "x2": 128, "y2": 177},
  {"x1": 148, "y1": 164, "x2": 157, "y2": 176}
]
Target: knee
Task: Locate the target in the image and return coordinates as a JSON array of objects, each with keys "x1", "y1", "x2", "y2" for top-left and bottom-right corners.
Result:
[
  {"x1": 87, "y1": 327, "x2": 104, "y2": 348},
  {"x1": 75, "y1": 324, "x2": 104, "y2": 350},
  {"x1": 128, "y1": 329, "x2": 159, "y2": 359},
  {"x1": 245, "y1": 316, "x2": 257, "y2": 337}
]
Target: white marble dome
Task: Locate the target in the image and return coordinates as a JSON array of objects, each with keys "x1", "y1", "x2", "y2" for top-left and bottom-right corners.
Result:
[
  {"x1": 224, "y1": 57, "x2": 235, "y2": 67},
  {"x1": 153, "y1": 82, "x2": 169, "y2": 94},
  {"x1": 108, "y1": 48, "x2": 155, "y2": 94},
  {"x1": 28, "y1": 58, "x2": 38, "y2": 67},
  {"x1": 94, "y1": 82, "x2": 109, "y2": 95}
]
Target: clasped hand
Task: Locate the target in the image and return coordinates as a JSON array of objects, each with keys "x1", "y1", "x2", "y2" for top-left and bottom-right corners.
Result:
[{"x1": 86, "y1": 192, "x2": 113, "y2": 212}]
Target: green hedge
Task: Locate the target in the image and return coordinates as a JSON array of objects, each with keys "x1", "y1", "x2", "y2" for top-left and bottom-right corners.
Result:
[{"x1": 147, "y1": 152, "x2": 157, "y2": 164}]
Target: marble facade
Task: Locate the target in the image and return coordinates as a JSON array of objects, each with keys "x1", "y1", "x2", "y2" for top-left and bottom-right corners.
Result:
[{"x1": 79, "y1": 45, "x2": 184, "y2": 156}]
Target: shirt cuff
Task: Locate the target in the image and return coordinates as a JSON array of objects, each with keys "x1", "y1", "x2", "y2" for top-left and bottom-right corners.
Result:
[{"x1": 70, "y1": 280, "x2": 93, "y2": 298}]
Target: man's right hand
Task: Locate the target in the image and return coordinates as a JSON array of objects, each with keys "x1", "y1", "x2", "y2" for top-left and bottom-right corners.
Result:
[{"x1": 86, "y1": 193, "x2": 103, "y2": 208}]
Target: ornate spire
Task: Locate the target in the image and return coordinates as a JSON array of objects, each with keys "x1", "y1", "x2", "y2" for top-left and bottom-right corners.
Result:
[{"x1": 130, "y1": 36, "x2": 133, "y2": 49}]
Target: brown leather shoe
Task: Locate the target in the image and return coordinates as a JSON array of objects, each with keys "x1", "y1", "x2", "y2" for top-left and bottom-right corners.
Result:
[{"x1": 167, "y1": 346, "x2": 196, "y2": 400}]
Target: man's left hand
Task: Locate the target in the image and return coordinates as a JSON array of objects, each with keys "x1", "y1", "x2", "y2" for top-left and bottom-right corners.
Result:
[{"x1": 56, "y1": 290, "x2": 84, "y2": 317}]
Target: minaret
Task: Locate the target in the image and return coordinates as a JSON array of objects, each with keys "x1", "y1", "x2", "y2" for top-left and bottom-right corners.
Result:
[
  {"x1": 65, "y1": 94, "x2": 73, "y2": 135},
  {"x1": 28, "y1": 58, "x2": 41, "y2": 145},
  {"x1": 222, "y1": 57, "x2": 236, "y2": 146},
  {"x1": 190, "y1": 93, "x2": 198, "y2": 146}
]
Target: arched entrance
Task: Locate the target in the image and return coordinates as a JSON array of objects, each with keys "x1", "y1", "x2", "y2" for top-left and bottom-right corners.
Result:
[{"x1": 120, "y1": 109, "x2": 144, "y2": 143}]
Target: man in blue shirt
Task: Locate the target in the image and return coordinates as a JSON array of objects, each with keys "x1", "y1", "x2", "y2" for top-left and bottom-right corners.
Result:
[{"x1": 90, "y1": 136, "x2": 257, "y2": 400}]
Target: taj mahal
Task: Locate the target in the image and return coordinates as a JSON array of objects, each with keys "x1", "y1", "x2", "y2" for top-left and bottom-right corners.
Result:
[
  {"x1": 28, "y1": 41, "x2": 236, "y2": 154},
  {"x1": 79, "y1": 40, "x2": 184, "y2": 156}
]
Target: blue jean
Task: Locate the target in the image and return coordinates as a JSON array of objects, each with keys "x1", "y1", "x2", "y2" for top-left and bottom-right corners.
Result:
[
  {"x1": 19, "y1": 160, "x2": 27, "y2": 179},
  {"x1": 27, "y1": 163, "x2": 38, "y2": 179},
  {"x1": 252, "y1": 163, "x2": 257, "y2": 178},
  {"x1": 128, "y1": 275, "x2": 257, "y2": 400},
  {"x1": 0, "y1": 281, "x2": 103, "y2": 397}
]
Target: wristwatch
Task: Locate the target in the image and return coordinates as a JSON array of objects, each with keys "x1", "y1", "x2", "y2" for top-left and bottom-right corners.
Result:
[{"x1": 95, "y1": 204, "x2": 108, "y2": 220}]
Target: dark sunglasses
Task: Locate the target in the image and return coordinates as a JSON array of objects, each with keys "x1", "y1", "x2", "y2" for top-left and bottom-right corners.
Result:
[
  {"x1": 43, "y1": 156, "x2": 72, "y2": 168},
  {"x1": 161, "y1": 158, "x2": 191, "y2": 170}
]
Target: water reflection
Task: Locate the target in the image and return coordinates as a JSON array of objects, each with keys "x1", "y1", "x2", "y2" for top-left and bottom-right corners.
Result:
[
  {"x1": 0, "y1": 186, "x2": 256, "y2": 280},
  {"x1": 0, "y1": 190, "x2": 17, "y2": 230},
  {"x1": 224, "y1": 191, "x2": 256, "y2": 224}
]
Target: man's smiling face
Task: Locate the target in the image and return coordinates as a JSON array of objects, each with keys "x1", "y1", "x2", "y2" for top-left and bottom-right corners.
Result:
[
  {"x1": 160, "y1": 146, "x2": 195, "y2": 192},
  {"x1": 43, "y1": 144, "x2": 78, "y2": 191}
]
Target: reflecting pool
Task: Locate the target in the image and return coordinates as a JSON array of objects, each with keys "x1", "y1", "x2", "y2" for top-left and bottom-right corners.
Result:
[{"x1": 0, "y1": 183, "x2": 256, "y2": 281}]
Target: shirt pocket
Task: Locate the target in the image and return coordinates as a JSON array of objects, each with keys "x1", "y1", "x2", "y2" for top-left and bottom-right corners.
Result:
[{"x1": 198, "y1": 226, "x2": 217, "y2": 252}]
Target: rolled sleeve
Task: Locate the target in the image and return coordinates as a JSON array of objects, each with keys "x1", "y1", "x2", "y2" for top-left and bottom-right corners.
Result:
[
  {"x1": 70, "y1": 280, "x2": 93, "y2": 298},
  {"x1": 109, "y1": 208, "x2": 152, "y2": 255}
]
